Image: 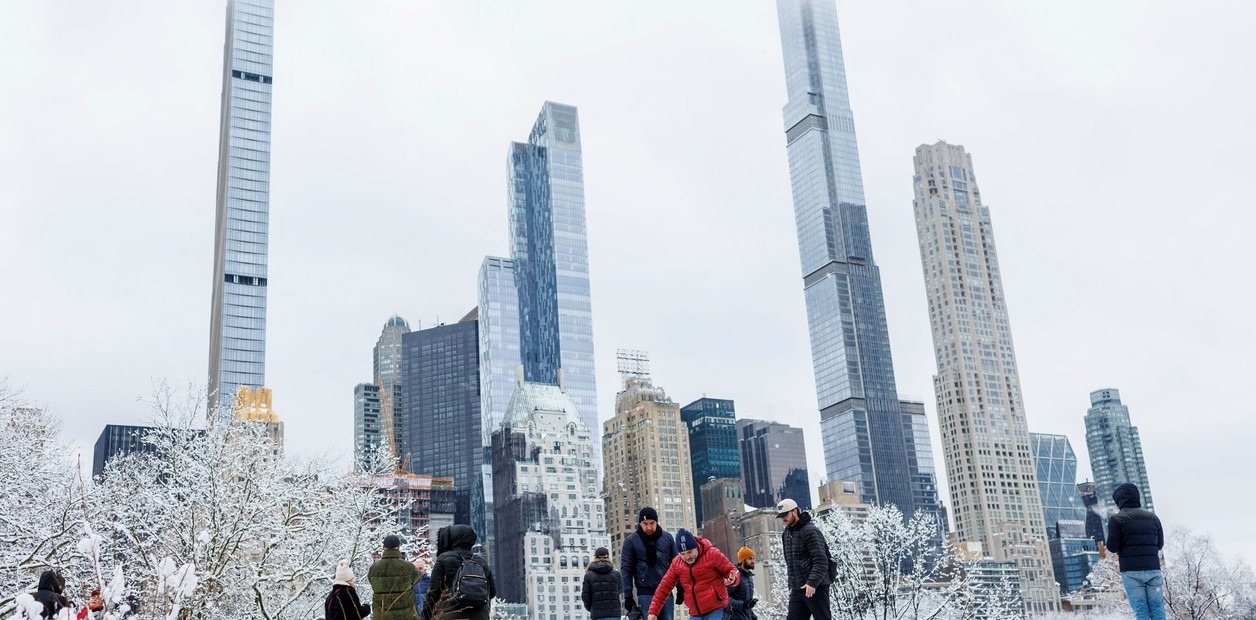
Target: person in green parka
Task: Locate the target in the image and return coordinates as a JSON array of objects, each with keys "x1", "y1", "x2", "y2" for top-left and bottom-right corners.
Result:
[{"x1": 368, "y1": 534, "x2": 421, "y2": 620}]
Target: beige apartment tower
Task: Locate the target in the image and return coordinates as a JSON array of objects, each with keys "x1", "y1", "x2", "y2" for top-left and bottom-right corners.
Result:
[
  {"x1": 602, "y1": 373, "x2": 696, "y2": 555},
  {"x1": 911, "y1": 141, "x2": 1057, "y2": 613}
]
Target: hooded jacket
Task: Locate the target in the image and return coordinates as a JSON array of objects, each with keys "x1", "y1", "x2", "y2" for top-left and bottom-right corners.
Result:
[
  {"x1": 582, "y1": 559, "x2": 622, "y2": 619},
  {"x1": 648, "y1": 537, "x2": 738, "y2": 618},
  {"x1": 1107, "y1": 483, "x2": 1164, "y2": 572},
  {"x1": 620, "y1": 526, "x2": 676, "y2": 599},
  {"x1": 32, "y1": 570, "x2": 70, "y2": 618},
  {"x1": 782, "y1": 511, "x2": 831, "y2": 589},
  {"x1": 422, "y1": 524, "x2": 496, "y2": 620},
  {"x1": 725, "y1": 565, "x2": 756, "y2": 620}
]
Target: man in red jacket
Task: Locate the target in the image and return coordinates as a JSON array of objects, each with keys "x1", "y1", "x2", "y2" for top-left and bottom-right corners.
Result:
[{"x1": 647, "y1": 529, "x2": 739, "y2": 620}]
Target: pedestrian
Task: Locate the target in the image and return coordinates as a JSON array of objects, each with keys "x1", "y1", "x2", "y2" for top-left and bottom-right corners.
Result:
[
  {"x1": 31, "y1": 570, "x2": 71, "y2": 618},
  {"x1": 326, "y1": 559, "x2": 372, "y2": 620},
  {"x1": 621, "y1": 507, "x2": 678, "y2": 620},
  {"x1": 646, "y1": 528, "x2": 738, "y2": 620},
  {"x1": 582, "y1": 547, "x2": 622, "y2": 620},
  {"x1": 778, "y1": 499, "x2": 832, "y2": 620},
  {"x1": 421, "y1": 525, "x2": 495, "y2": 620},
  {"x1": 726, "y1": 547, "x2": 758, "y2": 620},
  {"x1": 368, "y1": 535, "x2": 420, "y2": 620},
  {"x1": 1107, "y1": 483, "x2": 1165, "y2": 620},
  {"x1": 412, "y1": 559, "x2": 431, "y2": 616}
]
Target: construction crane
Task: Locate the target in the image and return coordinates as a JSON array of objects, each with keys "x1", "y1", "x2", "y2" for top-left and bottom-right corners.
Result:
[{"x1": 376, "y1": 380, "x2": 412, "y2": 476}]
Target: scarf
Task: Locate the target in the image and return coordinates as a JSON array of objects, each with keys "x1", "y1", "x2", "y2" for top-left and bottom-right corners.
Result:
[{"x1": 638, "y1": 525, "x2": 663, "y2": 566}]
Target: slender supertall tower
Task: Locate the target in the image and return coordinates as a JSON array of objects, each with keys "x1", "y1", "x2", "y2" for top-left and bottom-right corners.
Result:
[
  {"x1": 772, "y1": 0, "x2": 941, "y2": 521},
  {"x1": 1085, "y1": 388, "x2": 1154, "y2": 514},
  {"x1": 911, "y1": 141, "x2": 1057, "y2": 612},
  {"x1": 208, "y1": 0, "x2": 275, "y2": 416},
  {"x1": 508, "y1": 102, "x2": 600, "y2": 455}
]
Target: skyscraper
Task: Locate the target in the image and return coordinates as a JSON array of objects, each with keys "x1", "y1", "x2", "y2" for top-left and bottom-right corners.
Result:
[
  {"x1": 374, "y1": 316, "x2": 410, "y2": 456},
  {"x1": 1085, "y1": 388, "x2": 1154, "y2": 513},
  {"x1": 401, "y1": 315, "x2": 481, "y2": 523},
  {"x1": 772, "y1": 0, "x2": 939, "y2": 520},
  {"x1": 1031, "y1": 433, "x2": 1098, "y2": 594},
  {"x1": 352, "y1": 383, "x2": 383, "y2": 472},
  {"x1": 1030, "y1": 433, "x2": 1087, "y2": 533},
  {"x1": 508, "y1": 102, "x2": 599, "y2": 443},
  {"x1": 911, "y1": 141, "x2": 1056, "y2": 612},
  {"x1": 680, "y1": 397, "x2": 741, "y2": 527},
  {"x1": 93, "y1": 424, "x2": 158, "y2": 479},
  {"x1": 491, "y1": 377, "x2": 607, "y2": 616},
  {"x1": 208, "y1": 0, "x2": 275, "y2": 416},
  {"x1": 737, "y1": 419, "x2": 810, "y2": 511},
  {"x1": 475, "y1": 256, "x2": 521, "y2": 555},
  {"x1": 602, "y1": 369, "x2": 695, "y2": 554}
]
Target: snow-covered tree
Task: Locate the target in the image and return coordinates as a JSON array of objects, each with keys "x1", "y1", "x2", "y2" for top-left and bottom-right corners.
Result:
[{"x1": 1163, "y1": 529, "x2": 1255, "y2": 620}]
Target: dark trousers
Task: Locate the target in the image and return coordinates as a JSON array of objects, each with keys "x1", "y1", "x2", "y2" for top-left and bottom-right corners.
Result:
[{"x1": 786, "y1": 585, "x2": 831, "y2": 620}]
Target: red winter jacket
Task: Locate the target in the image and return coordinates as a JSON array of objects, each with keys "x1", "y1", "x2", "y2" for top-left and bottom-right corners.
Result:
[{"x1": 647, "y1": 537, "x2": 739, "y2": 618}]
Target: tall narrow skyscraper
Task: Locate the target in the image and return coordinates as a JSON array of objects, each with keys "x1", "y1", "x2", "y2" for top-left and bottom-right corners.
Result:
[
  {"x1": 681, "y1": 397, "x2": 741, "y2": 527},
  {"x1": 1085, "y1": 388, "x2": 1154, "y2": 513},
  {"x1": 772, "y1": 0, "x2": 940, "y2": 521},
  {"x1": 374, "y1": 316, "x2": 410, "y2": 455},
  {"x1": 911, "y1": 141, "x2": 1057, "y2": 612},
  {"x1": 508, "y1": 102, "x2": 599, "y2": 442},
  {"x1": 475, "y1": 256, "x2": 521, "y2": 554},
  {"x1": 352, "y1": 383, "x2": 383, "y2": 471},
  {"x1": 208, "y1": 0, "x2": 275, "y2": 416}
]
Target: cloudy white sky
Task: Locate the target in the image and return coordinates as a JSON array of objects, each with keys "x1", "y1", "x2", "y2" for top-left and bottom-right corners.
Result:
[{"x1": 3, "y1": 1, "x2": 1253, "y2": 559}]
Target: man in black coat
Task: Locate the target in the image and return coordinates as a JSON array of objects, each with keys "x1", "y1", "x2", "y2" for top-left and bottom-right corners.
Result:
[
  {"x1": 726, "y1": 546, "x2": 758, "y2": 620},
  {"x1": 620, "y1": 507, "x2": 677, "y2": 620},
  {"x1": 778, "y1": 499, "x2": 831, "y2": 620},
  {"x1": 422, "y1": 525, "x2": 496, "y2": 620},
  {"x1": 582, "y1": 547, "x2": 622, "y2": 620},
  {"x1": 1107, "y1": 483, "x2": 1165, "y2": 620}
]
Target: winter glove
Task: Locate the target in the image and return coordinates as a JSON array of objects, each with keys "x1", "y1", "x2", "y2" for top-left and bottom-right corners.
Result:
[
  {"x1": 675, "y1": 584, "x2": 684, "y2": 604},
  {"x1": 746, "y1": 598, "x2": 758, "y2": 610},
  {"x1": 625, "y1": 598, "x2": 638, "y2": 613},
  {"x1": 360, "y1": 602, "x2": 371, "y2": 617}
]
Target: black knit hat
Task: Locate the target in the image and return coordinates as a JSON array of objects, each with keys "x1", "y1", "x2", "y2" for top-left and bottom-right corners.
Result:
[
  {"x1": 383, "y1": 534, "x2": 402, "y2": 549},
  {"x1": 595, "y1": 547, "x2": 610, "y2": 559},
  {"x1": 638, "y1": 507, "x2": 659, "y2": 523}
]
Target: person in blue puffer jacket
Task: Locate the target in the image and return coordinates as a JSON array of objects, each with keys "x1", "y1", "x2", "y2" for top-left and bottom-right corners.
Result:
[
  {"x1": 621, "y1": 507, "x2": 678, "y2": 620},
  {"x1": 1107, "y1": 483, "x2": 1165, "y2": 620}
]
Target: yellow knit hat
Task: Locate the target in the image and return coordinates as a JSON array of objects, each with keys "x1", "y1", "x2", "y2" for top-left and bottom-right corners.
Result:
[{"x1": 737, "y1": 547, "x2": 755, "y2": 564}]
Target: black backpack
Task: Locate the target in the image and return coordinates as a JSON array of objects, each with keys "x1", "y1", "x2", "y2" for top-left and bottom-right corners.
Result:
[{"x1": 450, "y1": 554, "x2": 490, "y2": 609}]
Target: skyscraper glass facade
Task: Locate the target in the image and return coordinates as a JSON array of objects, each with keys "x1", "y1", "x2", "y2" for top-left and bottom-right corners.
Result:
[
  {"x1": 911, "y1": 141, "x2": 1056, "y2": 611},
  {"x1": 208, "y1": 0, "x2": 274, "y2": 416},
  {"x1": 681, "y1": 398, "x2": 741, "y2": 527},
  {"x1": 401, "y1": 318, "x2": 481, "y2": 524},
  {"x1": 1030, "y1": 433, "x2": 1087, "y2": 532},
  {"x1": 772, "y1": 0, "x2": 939, "y2": 521},
  {"x1": 476, "y1": 256, "x2": 521, "y2": 552},
  {"x1": 737, "y1": 419, "x2": 810, "y2": 511},
  {"x1": 1085, "y1": 388, "x2": 1154, "y2": 513},
  {"x1": 374, "y1": 316, "x2": 410, "y2": 457},
  {"x1": 508, "y1": 102, "x2": 599, "y2": 444}
]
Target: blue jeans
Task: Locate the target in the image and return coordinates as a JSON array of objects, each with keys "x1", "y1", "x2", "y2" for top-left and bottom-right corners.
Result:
[
  {"x1": 1122, "y1": 570, "x2": 1166, "y2": 620},
  {"x1": 640, "y1": 593, "x2": 675, "y2": 620},
  {"x1": 689, "y1": 609, "x2": 723, "y2": 620}
]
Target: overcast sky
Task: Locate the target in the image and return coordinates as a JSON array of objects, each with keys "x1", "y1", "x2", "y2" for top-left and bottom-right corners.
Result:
[{"x1": 3, "y1": 1, "x2": 1253, "y2": 559}]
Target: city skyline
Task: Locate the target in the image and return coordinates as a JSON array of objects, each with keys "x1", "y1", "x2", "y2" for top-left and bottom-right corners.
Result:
[{"x1": 4, "y1": 1, "x2": 1252, "y2": 560}]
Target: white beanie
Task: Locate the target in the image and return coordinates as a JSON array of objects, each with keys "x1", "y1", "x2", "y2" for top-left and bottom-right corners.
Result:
[{"x1": 334, "y1": 559, "x2": 353, "y2": 585}]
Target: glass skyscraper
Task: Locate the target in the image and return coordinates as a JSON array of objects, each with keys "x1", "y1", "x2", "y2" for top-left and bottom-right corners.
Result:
[
  {"x1": 737, "y1": 419, "x2": 811, "y2": 511},
  {"x1": 680, "y1": 398, "x2": 741, "y2": 527},
  {"x1": 352, "y1": 383, "x2": 383, "y2": 472},
  {"x1": 208, "y1": 0, "x2": 275, "y2": 416},
  {"x1": 374, "y1": 316, "x2": 410, "y2": 457},
  {"x1": 401, "y1": 317, "x2": 481, "y2": 524},
  {"x1": 508, "y1": 102, "x2": 599, "y2": 444},
  {"x1": 772, "y1": 0, "x2": 940, "y2": 520},
  {"x1": 911, "y1": 141, "x2": 1057, "y2": 611},
  {"x1": 476, "y1": 256, "x2": 521, "y2": 553},
  {"x1": 1030, "y1": 433, "x2": 1087, "y2": 533},
  {"x1": 1085, "y1": 388, "x2": 1154, "y2": 513}
]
